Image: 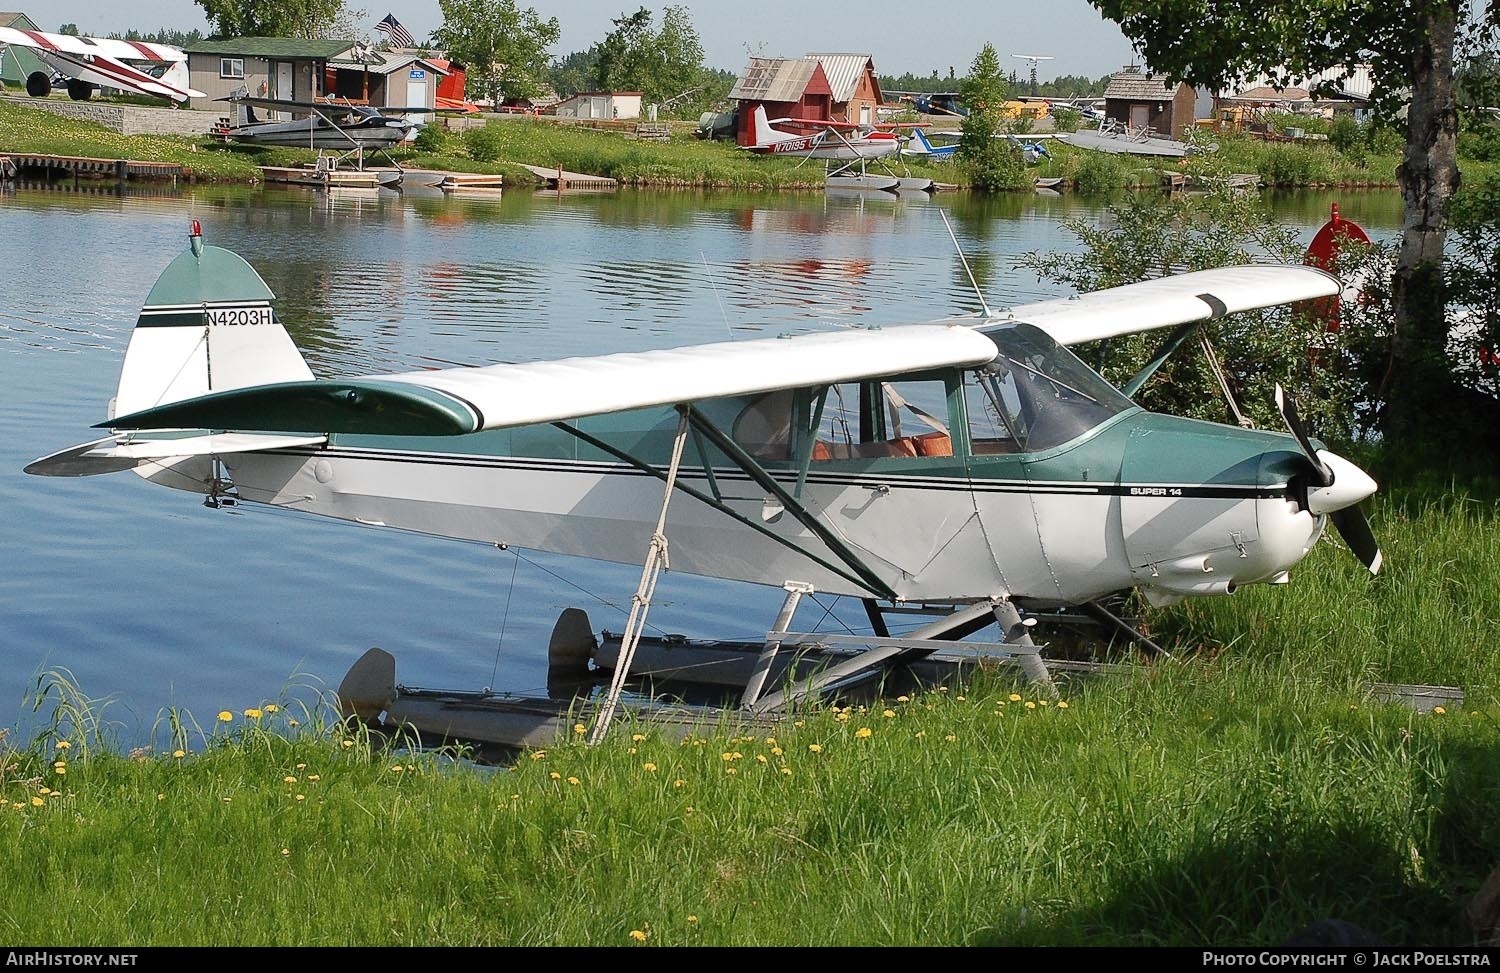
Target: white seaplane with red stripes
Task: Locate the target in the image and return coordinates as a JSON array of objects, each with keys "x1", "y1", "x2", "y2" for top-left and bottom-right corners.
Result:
[{"x1": 0, "y1": 26, "x2": 202, "y2": 103}]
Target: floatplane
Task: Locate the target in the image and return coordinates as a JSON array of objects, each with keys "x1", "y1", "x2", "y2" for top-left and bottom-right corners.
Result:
[
  {"x1": 744, "y1": 105, "x2": 937, "y2": 194},
  {"x1": 26, "y1": 223, "x2": 1381, "y2": 747}
]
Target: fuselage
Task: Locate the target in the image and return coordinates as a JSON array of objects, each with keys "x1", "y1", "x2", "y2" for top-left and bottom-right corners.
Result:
[{"x1": 161, "y1": 322, "x2": 1334, "y2": 608}]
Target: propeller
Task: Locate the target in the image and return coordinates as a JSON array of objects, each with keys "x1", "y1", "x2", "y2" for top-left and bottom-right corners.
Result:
[{"x1": 1273, "y1": 384, "x2": 1383, "y2": 575}]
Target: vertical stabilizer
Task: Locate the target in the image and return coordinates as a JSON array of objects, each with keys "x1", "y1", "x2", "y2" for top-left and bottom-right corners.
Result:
[{"x1": 114, "y1": 226, "x2": 313, "y2": 421}]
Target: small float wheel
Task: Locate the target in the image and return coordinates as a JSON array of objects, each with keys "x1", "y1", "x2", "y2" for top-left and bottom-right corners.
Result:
[
  {"x1": 66, "y1": 79, "x2": 93, "y2": 101},
  {"x1": 26, "y1": 71, "x2": 51, "y2": 97}
]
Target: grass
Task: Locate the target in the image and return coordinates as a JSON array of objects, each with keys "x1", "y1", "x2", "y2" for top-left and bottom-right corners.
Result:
[{"x1": 3, "y1": 460, "x2": 1498, "y2": 946}]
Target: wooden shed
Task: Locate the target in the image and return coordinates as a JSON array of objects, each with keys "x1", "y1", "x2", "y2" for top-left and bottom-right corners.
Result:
[
  {"x1": 805, "y1": 53, "x2": 884, "y2": 127},
  {"x1": 1103, "y1": 67, "x2": 1198, "y2": 139},
  {"x1": 729, "y1": 56, "x2": 834, "y2": 145}
]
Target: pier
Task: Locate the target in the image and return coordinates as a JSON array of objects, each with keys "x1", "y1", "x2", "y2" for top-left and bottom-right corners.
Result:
[
  {"x1": 520, "y1": 163, "x2": 617, "y2": 190},
  {"x1": 0, "y1": 153, "x2": 181, "y2": 183}
]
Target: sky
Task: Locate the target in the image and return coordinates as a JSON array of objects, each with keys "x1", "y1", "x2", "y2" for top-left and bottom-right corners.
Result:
[{"x1": 42, "y1": 1, "x2": 1144, "y2": 81}]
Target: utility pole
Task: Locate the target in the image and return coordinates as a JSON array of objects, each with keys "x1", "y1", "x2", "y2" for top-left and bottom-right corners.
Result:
[{"x1": 1011, "y1": 54, "x2": 1054, "y2": 97}]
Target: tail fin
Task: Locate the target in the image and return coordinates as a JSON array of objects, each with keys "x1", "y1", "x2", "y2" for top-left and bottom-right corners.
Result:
[
  {"x1": 113, "y1": 224, "x2": 312, "y2": 421},
  {"x1": 750, "y1": 105, "x2": 798, "y2": 147}
]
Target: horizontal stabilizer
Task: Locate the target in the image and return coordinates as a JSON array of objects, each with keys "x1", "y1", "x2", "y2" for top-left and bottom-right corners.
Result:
[
  {"x1": 26, "y1": 433, "x2": 326, "y2": 477},
  {"x1": 999, "y1": 265, "x2": 1342, "y2": 345}
]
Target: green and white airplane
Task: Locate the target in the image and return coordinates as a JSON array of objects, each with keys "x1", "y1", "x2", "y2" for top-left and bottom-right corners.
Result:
[{"x1": 27, "y1": 223, "x2": 1380, "y2": 704}]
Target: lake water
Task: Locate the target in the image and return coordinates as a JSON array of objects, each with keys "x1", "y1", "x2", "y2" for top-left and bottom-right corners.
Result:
[{"x1": 0, "y1": 181, "x2": 1405, "y2": 747}]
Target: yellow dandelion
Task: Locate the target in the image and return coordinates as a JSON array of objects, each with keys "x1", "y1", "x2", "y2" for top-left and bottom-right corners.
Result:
[
  {"x1": 725, "y1": 767, "x2": 738, "y2": 776},
  {"x1": 55, "y1": 740, "x2": 71, "y2": 751},
  {"x1": 284, "y1": 775, "x2": 298, "y2": 783},
  {"x1": 756, "y1": 754, "x2": 768, "y2": 764},
  {"x1": 222, "y1": 797, "x2": 232, "y2": 803},
  {"x1": 938, "y1": 686, "x2": 949, "y2": 693},
  {"x1": 944, "y1": 734, "x2": 956, "y2": 742},
  {"x1": 1025, "y1": 701, "x2": 1036, "y2": 710},
  {"x1": 1009, "y1": 693, "x2": 1022, "y2": 702},
  {"x1": 643, "y1": 763, "x2": 657, "y2": 772},
  {"x1": 916, "y1": 730, "x2": 926, "y2": 738},
  {"x1": 897, "y1": 695, "x2": 910, "y2": 703},
  {"x1": 295, "y1": 794, "x2": 305, "y2": 802},
  {"x1": 835, "y1": 711, "x2": 850, "y2": 722},
  {"x1": 341, "y1": 740, "x2": 354, "y2": 749},
  {"x1": 855, "y1": 727, "x2": 873, "y2": 739},
  {"x1": 406, "y1": 764, "x2": 415, "y2": 772},
  {"x1": 956, "y1": 695, "x2": 966, "y2": 702},
  {"x1": 173, "y1": 749, "x2": 186, "y2": 759},
  {"x1": 288, "y1": 719, "x2": 300, "y2": 728},
  {"x1": 573, "y1": 723, "x2": 587, "y2": 735},
  {"x1": 264, "y1": 704, "x2": 279, "y2": 713},
  {"x1": 530, "y1": 750, "x2": 546, "y2": 760},
  {"x1": 720, "y1": 752, "x2": 736, "y2": 761},
  {"x1": 281, "y1": 848, "x2": 290, "y2": 856},
  {"x1": 673, "y1": 779, "x2": 686, "y2": 788},
  {"x1": 156, "y1": 794, "x2": 164, "y2": 801},
  {"x1": 808, "y1": 743, "x2": 823, "y2": 753},
  {"x1": 1058, "y1": 701, "x2": 1069, "y2": 709},
  {"x1": 1433, "y1": 706, "x2": 1447, "y2": 715},
  {"x1": 217, "y1": 711, "x2": 233, "y2": 723},
  {"x1": 688, "y1": 915, "x2": 699, "y2": 924},
  {"x1": 296, "y1": 763, "x2": 306, "y2": 770},
  {"x1": 1040, "y1": 699, "x2": 1050, "y2": 706},
  {"x1": 882, "y1": 709, "x2": 896, "y2": 718},
  {"x1": 307, "y1": 774, "x2": 320, "y2": 782},
  {"x1": 244, "y1": 708, "x2": 263, "y2": 719},
  {"x1": 780, "y1": 767, "x2": 792, "y2": 776},
  {"x1": 794, "y1": 720, "x2": 805, "y2": 728},
  {"x1": 686, "y1": 806, "x2": 694, "y2": 814},
  {"x1": 627, "y1": 747, "x2": 637, "y2": 755},
  {"x1": 567, "y1": 776, "x2": 580, "y2": 786},
  {"x1": 53, "y1": 766, "x2": 66, "y2": 776},
  {"x1": 764, "y1": 736, "x2": 777, "y2": 746},
  {"x1": 549, "y1": 771, "x2": 561, "y2": 780},
  {"x1": 390, "y1": 765, "x2": 404, "y2": 773},
  {"x1": 30, "y1": 796, "x2": 44, "y2": 807},
  {"x1": 39, "y1": 787, "x2": 51, "y2": 796},
  {"x1": 53, "y1": 761, "x2": 66, "y2": 769},
  {"x1": 771, "y1": 746, "x2": 783, "y2": 756},
  {"x1": 11, "y1": 803, "x2": 23, "y2": 811},
  {"x1": 629, "y1": 930, "x2": 647, "y2": 942},
  {"x1": 631, "y1": 733, "x2": 646, "y2": 742}
]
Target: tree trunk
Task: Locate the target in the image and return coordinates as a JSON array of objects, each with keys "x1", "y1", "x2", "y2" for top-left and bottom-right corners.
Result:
[{"x1": 1384, "y1": 0, "x2": 1467, "y2": 445}]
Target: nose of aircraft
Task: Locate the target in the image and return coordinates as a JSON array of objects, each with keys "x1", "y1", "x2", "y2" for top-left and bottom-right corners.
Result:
[{"x1": 1306, "y1": 449, "x2": 1378, "y2": 515}]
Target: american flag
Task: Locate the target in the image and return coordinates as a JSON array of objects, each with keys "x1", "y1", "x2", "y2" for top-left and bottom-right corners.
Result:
[{"x1": 374, "y1": 13, "x2": 414, "y2": 49}]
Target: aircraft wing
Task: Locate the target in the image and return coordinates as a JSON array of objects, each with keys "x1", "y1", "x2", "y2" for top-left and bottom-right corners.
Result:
[
  {"x1": 1, "y1": 27, "x2": 201, "y2": 100},
  {"x1": 997, "y1": 265, "x2": 1342, "y2": 346},
  {"x1": 219, "y1": 92, "x2": 432, "y2": 115},
  {"x1": 102, "y1": 324, "x2": 1001, "y2": 437}
]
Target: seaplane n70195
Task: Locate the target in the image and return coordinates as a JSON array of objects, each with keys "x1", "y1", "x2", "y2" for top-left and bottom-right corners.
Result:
[{"x1": 26, "y1": 224, "x2": 1380, "y2": 728}]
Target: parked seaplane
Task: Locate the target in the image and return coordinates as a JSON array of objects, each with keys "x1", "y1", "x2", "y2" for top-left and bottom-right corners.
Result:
[
  {"x1": 218, "y1": 89, "x2": 426, "y2": 152},
  {"x1": 743, "y1": 105, "x2": 904, "y2": 161},
  {"x1": 26, "y1": 224, "x2": 1381, "y2": 733},
  {"x1": 0, "y1": 26, "x2": 201, "y2": 103}
]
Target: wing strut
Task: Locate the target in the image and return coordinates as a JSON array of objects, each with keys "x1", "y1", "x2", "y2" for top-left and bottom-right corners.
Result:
[{"x1": 588, "y1": 407, "x2": 690, "y2": 745}]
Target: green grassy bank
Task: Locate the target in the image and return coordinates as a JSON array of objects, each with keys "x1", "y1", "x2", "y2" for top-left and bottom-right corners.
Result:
[{"x1": 3, "y1": 462, "x2": 1498, "y2": 947}]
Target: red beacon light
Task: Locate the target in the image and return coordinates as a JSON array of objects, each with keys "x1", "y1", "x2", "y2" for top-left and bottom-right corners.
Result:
[{"x1": 189, "y1": 218, "x2": 203, "y2": 257}]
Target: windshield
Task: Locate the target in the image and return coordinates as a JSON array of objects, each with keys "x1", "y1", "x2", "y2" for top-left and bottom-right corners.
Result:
[{"x1": 969, "y1": 322, "x2": 1136, "y2": 452}]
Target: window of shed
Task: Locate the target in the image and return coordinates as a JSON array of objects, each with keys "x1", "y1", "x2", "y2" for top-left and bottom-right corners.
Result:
[{"x1": 220, "y1": 58, "x2": 245, "y2": 79}]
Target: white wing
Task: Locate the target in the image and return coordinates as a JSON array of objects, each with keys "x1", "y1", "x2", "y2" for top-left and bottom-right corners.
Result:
[
  {"x1": 106, "y1": 324, "x2": 1000, "y2": 435},
  {"x1": 997, "y1": 265, "x2": 1341, "y2": 346}
]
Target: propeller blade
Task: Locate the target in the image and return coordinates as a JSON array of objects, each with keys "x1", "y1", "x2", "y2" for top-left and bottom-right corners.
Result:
[
  {"x1": 1274, "y1": 384, "x2": 1335, "y2": 487},
  {"x1": 1331, "y1": 505, "x2": 1383, "y2": 575}
]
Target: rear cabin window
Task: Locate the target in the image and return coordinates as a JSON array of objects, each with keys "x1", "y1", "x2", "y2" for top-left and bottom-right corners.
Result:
[{"x1": 812, "y1": 379, "x2": 953, "y2": 460}]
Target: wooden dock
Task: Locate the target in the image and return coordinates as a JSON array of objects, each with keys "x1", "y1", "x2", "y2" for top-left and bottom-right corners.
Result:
[
  {"x1": 258, "y1": 165, "x2": 384, "y2": 189},
  {"x1": 521, "y1": 163, "x2": 617, "y2": 190},
  {"x1": 0, "y1": 153, "x2": 181, "y2": 182}
]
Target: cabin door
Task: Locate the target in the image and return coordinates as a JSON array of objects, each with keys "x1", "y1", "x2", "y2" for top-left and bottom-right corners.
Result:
[
  {"x1": 1129, "y1": 103, "x2": 1150, "y2": 131},
  {"x1": 274, "y1": 61, "x2": 293, "y2": 119}
]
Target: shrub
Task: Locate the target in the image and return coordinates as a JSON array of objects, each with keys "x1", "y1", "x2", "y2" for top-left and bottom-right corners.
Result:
[
  {"x1": 465, "y1": 124, "x2": 508, "y2": 162},
  {"x1": 412, "y1": 123, "x2": 449, "y2": 154}
]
